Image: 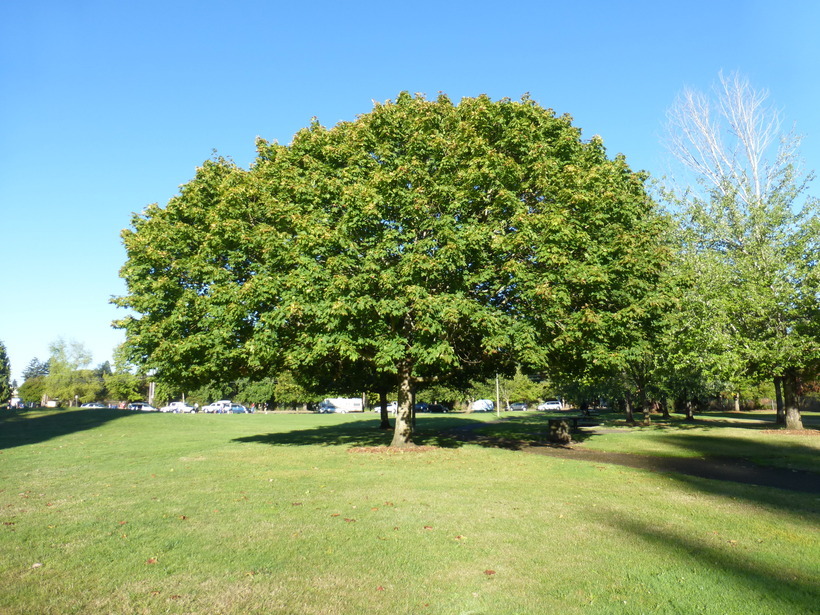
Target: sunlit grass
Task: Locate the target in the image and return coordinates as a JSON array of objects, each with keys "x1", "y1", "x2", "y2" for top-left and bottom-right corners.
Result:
[{"x1": 0, "y1": 409, "x2": 817, "y2": 614}]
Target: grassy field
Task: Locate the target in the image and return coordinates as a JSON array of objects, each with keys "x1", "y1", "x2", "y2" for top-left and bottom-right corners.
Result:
[{"x1": 0, "y1": 408, "x2": 818, "y2": 614}]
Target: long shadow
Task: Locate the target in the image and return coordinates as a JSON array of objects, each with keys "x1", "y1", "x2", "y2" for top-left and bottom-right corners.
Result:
[
  {"x1": 232, "y1": 415, "x2": 485, "y2": 449},
  {"x1": 599, "y1": 510, "x2": 820, "y2": 612},
  {"x1": 0, "y1": 407, "x2": 134, "y2": 451},
  {"x1": 451, "y1": 412, "x2": 820, "y2": 506}
]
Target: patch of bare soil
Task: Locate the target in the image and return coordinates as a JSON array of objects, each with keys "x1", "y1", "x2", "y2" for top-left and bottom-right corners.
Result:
[
  {"x1": 761, "y1": 429, "x2": 820, "y2": 436},
  {"x1": 348, "y1": 445, "x2": 441, "y2": 454}
]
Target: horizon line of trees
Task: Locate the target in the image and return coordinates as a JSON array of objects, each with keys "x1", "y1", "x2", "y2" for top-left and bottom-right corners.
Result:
[{"x1": 10, "y1": 337, "x2": 806, "y2": 415}]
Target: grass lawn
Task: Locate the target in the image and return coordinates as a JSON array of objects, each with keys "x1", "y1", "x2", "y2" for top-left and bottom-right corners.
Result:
[{"x1": 1, "y1": 408, "x2": 818, "y2": 614}]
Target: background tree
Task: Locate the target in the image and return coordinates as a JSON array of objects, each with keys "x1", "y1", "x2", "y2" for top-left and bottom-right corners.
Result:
[
  {"x1": 22, "y1": 357, "x2": 50, "y2": 380},
  {"x1": 0, "y1": 341, "x2": 11, "y2": 408},
  {"x1": 663, "y1": 71, "x2": 819, "y2": 429},
  {"x1": 44, "y1": 339, "x2": 97, "y2": 406},
  {"x1": 103, "y1": 347, "x2": 146, "y2": 403}
]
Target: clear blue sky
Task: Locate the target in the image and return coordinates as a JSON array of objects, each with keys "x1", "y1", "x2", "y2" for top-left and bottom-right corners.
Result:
[{"x1": 2, "y1": 0, "x2": 819, "y2": 383}]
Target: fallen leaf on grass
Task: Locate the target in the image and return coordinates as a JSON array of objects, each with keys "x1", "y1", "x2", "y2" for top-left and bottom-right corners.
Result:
[
  {"x1": 330, "y1": 513, "x2": 340, "y2": 517},
  {"x1": 344, "y1": 518, "x2": 356, "y2": 523},
  {"x1": 292, "y1": 502, "x2": 302, "y2": 506},
  {"x1": 484, "y1": 570, "x2": 496, "y2": 576},
  {"x1": 118, "y1": 521, "x2": 127, "y2": 525},
  {"x1": 376, "y1": 586, "x2": 386, "y2": 591},
  {"x1": 178, "y1": 515, "x2": 188, "y2": 520},
  {"x1": 423, "y1": 526, "x2": 433, "y2": 530},
  {"x1": 146, "y1": 558, "x2": 158, "y2": 565},
  {"x1": 31, "y1": 563, "x2": 43, "y2": 569},
  {"x1": 455, "y1": 535, "x2": 464, "y2": 540}
]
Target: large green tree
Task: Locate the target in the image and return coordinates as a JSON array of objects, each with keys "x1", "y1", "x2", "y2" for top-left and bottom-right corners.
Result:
[
  {"x1": 116, "y1": 93, "x2": 666, "y2": 446},
  {"x1": 664, "y1": 72, "x2": 819, "y2": 429}
]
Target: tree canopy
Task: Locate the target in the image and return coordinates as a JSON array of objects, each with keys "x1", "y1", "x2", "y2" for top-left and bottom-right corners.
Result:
[{"x1": 116, "y1": 93, "x2": 667, "y2": 445}]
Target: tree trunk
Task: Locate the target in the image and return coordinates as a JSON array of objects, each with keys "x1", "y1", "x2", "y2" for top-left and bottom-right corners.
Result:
[
  {"x1": 624, "y1": 391, "x2": 635, "y2": 424},
  {"x1": 661, "y1": 399, "x2": 670, "y2": 419},
  {"x1": 684, "y1": 399, "x2": 695, "y2": 421},
  {"x1": 390, "y1": 360, "x2": 415, "y2": 447},
  {"x1": 782, "y1": 372, "x2": 804, "y2": 430},
  {"x1": 378, "y1": 389, "x2": 391, "y2": 430},
  {"x1": 641, "y1": 396, "x2": 652, "y2": 425},
  {"x1": 774, "y1": 376, "x2": 785, "y2": 425}
]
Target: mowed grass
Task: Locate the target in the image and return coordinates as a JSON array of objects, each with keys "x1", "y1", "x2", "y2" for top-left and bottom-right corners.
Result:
[{"x1": 0, "y1": 409, "x2": 818, "y2": 615}]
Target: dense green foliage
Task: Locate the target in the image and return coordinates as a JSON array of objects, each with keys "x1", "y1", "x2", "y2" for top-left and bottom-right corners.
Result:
[{"x1": 116, "y1": 93, "x2": 667, "y2": 444}]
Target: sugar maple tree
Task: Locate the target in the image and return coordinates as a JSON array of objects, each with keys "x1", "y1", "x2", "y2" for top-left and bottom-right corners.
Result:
[{"x1": 116, "y1": 93, "x2": 666, "y2": 446}]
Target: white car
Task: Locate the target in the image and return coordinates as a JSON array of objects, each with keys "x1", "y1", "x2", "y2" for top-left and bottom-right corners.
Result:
[
  {"x1": 471, "y1": 399, "x2": 495, "y2": 412},
  {"x1": 160, "y1": 401, "x2": 196, "y2": 413},
  {"x1": 202, "y1": 400, "x2": 232, "y2": 413},
  {"x1": 537, "y1": 399, "x2": 562, "y2": 411},
  {"x1": 128, "y1": 402, "x2": 157, "y2": 412}
]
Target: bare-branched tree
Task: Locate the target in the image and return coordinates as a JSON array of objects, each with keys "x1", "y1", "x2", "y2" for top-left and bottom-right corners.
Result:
[{"x1": 663, "y1": 71, "x2": 818, "y2": 430}]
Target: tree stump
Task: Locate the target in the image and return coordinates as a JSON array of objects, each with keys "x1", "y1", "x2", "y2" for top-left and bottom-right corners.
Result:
[{"x1": 548, "y1": 419, "x2": 572, "y2": 444}]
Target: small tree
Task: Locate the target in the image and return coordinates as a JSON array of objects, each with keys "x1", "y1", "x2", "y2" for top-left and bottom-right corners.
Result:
[{"x1": 0, "y1": 341, "x2": 11, "y2": 408}]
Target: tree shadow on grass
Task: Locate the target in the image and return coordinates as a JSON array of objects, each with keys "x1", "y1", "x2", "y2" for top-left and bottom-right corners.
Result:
[
  {"x1": 0, "y1": 408, "x2": 134, "y2": 451},
  {"x1": 600, "y1": 509, "x2": 820, "y2": 612},
  {"x1": 232, "y1": 415, "x2": 484, "y2": 449}
]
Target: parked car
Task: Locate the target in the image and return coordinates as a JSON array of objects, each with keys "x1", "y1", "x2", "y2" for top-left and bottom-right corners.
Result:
[
  {"x1": 414, "y1": 402, "x2": 429, "y2": 413},
  {"x1": 537, "y1": 399, "x2": 562, "y2": 411},
  {"x1": 509, "y1": 402, "x2": 528, "y2": 411},
  {"x1": 471, "y1": 399, "x2": 494, "y2": 412},
  {"x1": 318, "y1": 398, "x2": 363, "y2": 413},
  {"x1": 159, "y1": 401, "x2": 195, "y2": 413},
  {"x1": 202, "y1": 400, "x2": 232, "y2": 413},
  {"x1": 127, "y1": 402, "x2": 157, "y2": 412},
  {"x1": 427, "y1": 403, "x2": 449, "y2": 413},
  {"x1": 373, "y1": 401, "x2": 398, "y2": 413},
  {"x1": 230, "y1": 403, "x2": 249, "y2": 413},
  {"x1": 81, "y1": 402, "x2": 107, "y2": 409}
]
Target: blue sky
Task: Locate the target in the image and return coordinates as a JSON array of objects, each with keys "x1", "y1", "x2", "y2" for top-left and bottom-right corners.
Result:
[{"x1": 2, "y1": 0, "x2": 819, "y2": 383}]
